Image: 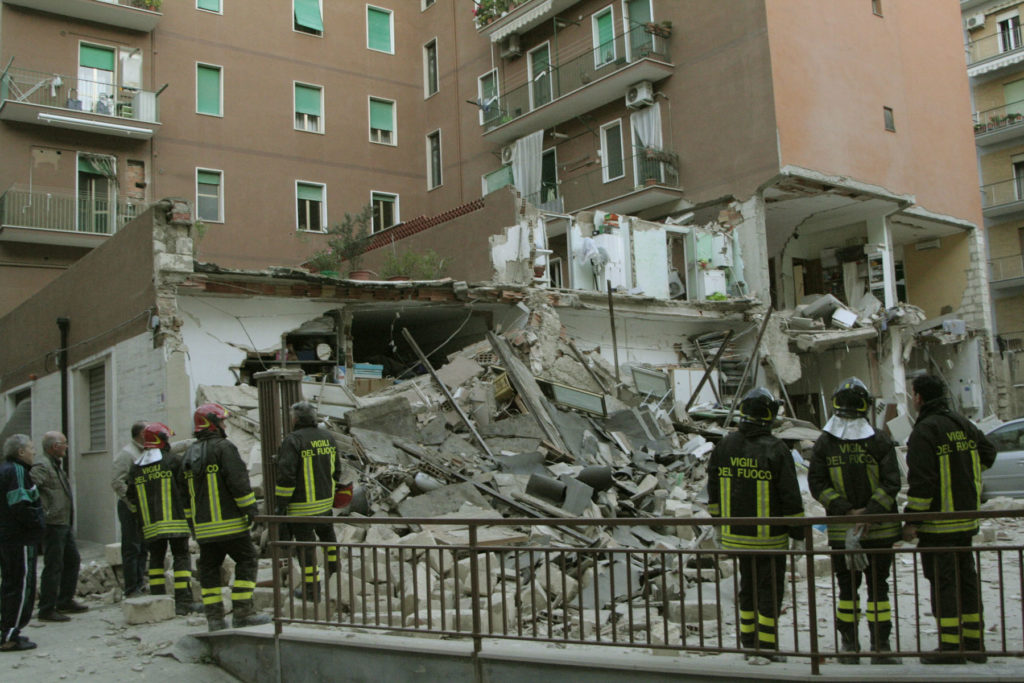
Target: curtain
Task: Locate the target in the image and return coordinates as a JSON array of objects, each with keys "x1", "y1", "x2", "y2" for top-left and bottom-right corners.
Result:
[
  {"x1": 631, "y1": 103, "x2": 663, "y2": 183},
  {"x1": 511, "y1": 129, "x2": 543, "y2": 201}
]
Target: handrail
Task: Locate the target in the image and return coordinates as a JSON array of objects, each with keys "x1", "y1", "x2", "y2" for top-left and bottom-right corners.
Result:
[
  {"x1": 0, "y1": 185, "x2": 147, "y2": 233},
  {"x1": 989, "y1": 253, "x2": 1024, "y2": 281},
  {"x1": 967, "y1": 26, "x2": 1024, "y2": 65},
  {"x1": 0, "y1": 65, "x2": 160, "y2": 123}
]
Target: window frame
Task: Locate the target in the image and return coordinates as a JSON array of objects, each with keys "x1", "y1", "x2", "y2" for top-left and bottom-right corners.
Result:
[
  {"x1": 368, "y1": 96, "x2": 396, "y2": 145},
  {"x1": 370, "y1": 191, "x2": 399, "y2": 232},
  {"x1": 478, "y1": 70, "x2": 500, "y2": 126},
  {"x1": 600, "y1": 119, "x2": 625, "y2": 182},
  {"x1": 293, "y1": 81, "x2": 324, "y2": 134},
  {"x1": 426, "y1": 129, "x2": 442, "y2": 190},
  {"x1": 195, "y1": 167, "x2": 224, "y2": 223},
  {"x1": 367, "y1": 5, "x2": 395, "y2": 54},
  {"x1": 293, "y1": 0, "x2": 324, "y2": 37},
  {"x1": 197, "y1": 0, "x2": 222, "y2": 14},
  {"x1": 883, "y1": 106, "x2": 895, "y2": 132},
  {"x1": 424, "y1": 38, "x2": 439, "y2": 98},
  {"x1": 422, "y1": 0, "x2": 436, "y2": 9},
  {"x1": 195, "y1": 62, "x2": 223, "y2": 117},
  {"x1": 528, "y1": 42, "x2": 553, "y2": 110},
  {"x1": 998, "y1": 13, "x2": 1022, "y2": 53},
  {"x1": 295, "y1": 180, "x2": 327, "y2": 233},
  {"x1": 871, "y1": 0, "x2": 882, "y2": 17},
  {"x1": 592, "y1": 6, "x2": 616, "y2": 69},
  {"x1": 540, "y1": 147, "x2": 558, "y2": 205},
  {"x1": 622, "y1": 0, "x2": 654, "y2": 62},
  {"x1": 77, "y1": 41, "x2": 117, "y2": 116}
]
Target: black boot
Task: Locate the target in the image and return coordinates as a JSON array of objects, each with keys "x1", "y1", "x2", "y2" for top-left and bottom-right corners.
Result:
[
  {"x1": 871, "y1": 640, "x2": 900, "y2": 665},
  {"x1": 964, "y1": 638, "x2": 987, "y2": 664},
  {"x1": 920, "y1": 648, "x2": 966, "y2": 665},
  {"x1": 204, "y1": 603, "x2": 227, "y2": 632},
  {"x1": 232, "y1": 599, "x2": 271, "y2": 628},
  {"x1": 175, "y1": 589, "x2": 201, "y2": 616},
  {"x1": 838, "y1": 633, "x2": 860, "y2": 665}
]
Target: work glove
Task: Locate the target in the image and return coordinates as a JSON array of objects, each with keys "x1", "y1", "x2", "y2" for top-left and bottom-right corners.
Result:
[{"x1": 844, "y1": 527, "x2": 869, "y2": 572}]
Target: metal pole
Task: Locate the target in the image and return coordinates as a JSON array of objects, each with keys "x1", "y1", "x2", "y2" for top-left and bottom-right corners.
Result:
[
  {"x1": 568, "y1": 338, "x2": 611, "y2": 394},
  {"x1": 685, "y1": 330, "x2": 733, "y2": 412},
  {"x1": 56, "y1": 317, "x2": 70, "y2": 474},
  {"x1": 693, "y1": 337, "x2": 723, "y2": 405},
  {"x1": 724, "y1": 310, "x2": 773, "y2": 426},
  {"x1": 606, "y1": 281, "x2": 620, "y2": 383}
]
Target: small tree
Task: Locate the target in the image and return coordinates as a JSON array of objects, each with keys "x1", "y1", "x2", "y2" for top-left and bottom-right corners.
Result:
[{"x1": 322, "y1": 204, "x2": 373, "y2": 276}]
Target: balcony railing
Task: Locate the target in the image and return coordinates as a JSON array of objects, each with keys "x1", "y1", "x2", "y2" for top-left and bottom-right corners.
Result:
[
  {"x1": 482, "y1": 24, "x2": 670, "y2": 134},
  {"x1": 0, "y1": 185, "x2": 146, "y2": 234},
  {"x1": 967, "y1": 27, "x2": 1024, "y2": 66},
  {"x1": 980, "y1": 177, "x2": 1024, "y2": 210},
  {"x1": 1, "y1": 66, "x2": 160, "y2": 124},
  {"x1": 990, "y1": 253, "x2": 1024, "y2": 282},
  {"x1": 974, "y1": 100, "x2": 1024, "y2": 135}
]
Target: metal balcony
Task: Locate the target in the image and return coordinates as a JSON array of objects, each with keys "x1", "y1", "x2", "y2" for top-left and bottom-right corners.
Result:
[
  {"x1": 3, "y1": 0, "x2": 161, "y2": 32},
  {"x1": 974, "y1": 101, "x2": 1024, "y2": 146},
  {"x1": 980, "y1": 178, "x2": 1024, "y2": 219},
  {"x1": 967, "y1": 27, "x2": 1024, "y2": 77},
  {"x1": 0, "y1": 185, "x2": 147, "y2": 247},
  {"x1": 0, "y1": 65, "x2": 160, "y2": 138},
  {"x1": 990, "y1": 252, "x2": 1024, "y2": 294},
  {"x1": 480, "y1": 25, "x2": 673, "y2": 144},
  {"x1": 475, "y1": 0, "x2": 581, "y2": 42}
]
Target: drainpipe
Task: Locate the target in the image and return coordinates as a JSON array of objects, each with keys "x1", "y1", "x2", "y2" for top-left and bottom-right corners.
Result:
[{"x1": 56, "y1": 316, "x2": 70, "y2": 474}]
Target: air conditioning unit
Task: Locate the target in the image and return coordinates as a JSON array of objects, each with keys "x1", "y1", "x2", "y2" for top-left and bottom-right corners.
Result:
[
  {"x1": 500, "y1": 142, "x2": 516, "y2": 165},
  {"x1": 625, "y1": 81, "x2": 654, "y2": 109},
  {"x1": 500, "y1": 34, "x2": 521, "y2": 59},
  {"x1": 966, "y1": 13, "x2": 985, "y2": 31}
]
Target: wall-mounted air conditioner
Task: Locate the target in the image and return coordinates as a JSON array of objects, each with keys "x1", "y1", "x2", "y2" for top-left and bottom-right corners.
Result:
[
  {"x1": 500, "y1": 142, "x2": 516, "y2": 165},
  {"x1": 966, "y1": 13, "x2": 985, "y2": 31},
  {"x1": 625, "y1": 81, "x2": 654, "y2": 109},
  {"x1": 500, "y1": 34, "x2": 521, "y2": 59}
]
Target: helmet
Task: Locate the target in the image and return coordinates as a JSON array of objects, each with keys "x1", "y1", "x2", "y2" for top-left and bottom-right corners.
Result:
[
  {"x1": 141, "y1": 422, "x2": 173, "y2": 450},
  {"x1": 832, "y1": 377, "x2": 871, "y2": 418},
  {"x1": 193, "y1": 403, "x2": 229, "y2": 434},
  {"x1": 738, "y1": 387, "x2": 779, "y2": 424}
]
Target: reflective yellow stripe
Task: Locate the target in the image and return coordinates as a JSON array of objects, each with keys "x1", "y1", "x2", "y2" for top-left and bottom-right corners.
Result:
[
  {"x1": 939, "y1": 616, "x2": 960, "y2": 627},
  {"x1": 758, "y1": 614, "x2": 775, "y2": 627},
  {"x1": 963, "y1": 627, "x2": 981, "y2": 638},
  {"x1": 756, "y1": 480, "x2": 769, "y2": 539},
  {"x1": 234, "y1": 580, "x2": 255, "y2": 589},
  {"x1": 906, "y1": 495, "x2": 931, "y2": 511},
  {"x1": 202, "y1": 594, "x2": 222, "y2": 605},
  {"x1": 208, "y1": 472, "x2": 221, "y2": 522},
  {"x1": 721, "y1": 532, "x2": 789, "y2": 550},
  {"x1": 186, "y1": 474, "x2": 196, "y2": 520},
  {"x1": 275, "y1": 485, "x2": 295, "y2": 498},
  {"x1": 830, "y1": 466, "x2": 845, "y2": 500},
  {"x1": 174, "y1": 581, "x2": 189, "y2": 589},
  {"x1": 758, "y1": 632, "x2": 776, "y2": 644},
  {"x1": 193, "y1": 517, "x2": 248, "y2": 539},
  {"x1": 303, "y1": 452, "x2": 315, "y2": 504},
  {"x1": 174, "y1": 570, "x2": 191, "y2": 577},
  {"x1": 941, "y1": 633, "x2": 961, "y2": 644},
  {"x1": 971, "y1": 447, "x2": 982, "y2": 507},
  {"x1": 740, "y1": 623, "x2": 756, "y2": 633},
  {"x1": 141, "y1": 519, "x2": 191, "y2": 540},
  {"x1": 234, "y1": 492, "x2": 256, "y2": 508},
  {"x1": 162, "y1": 477, "x2": 172, "y2": 525},
  {"x1": 939, "y1": 454, "x2": 953, "y2": 512},
  {"x1": 286, "y1": 498, "x2": 333, "y2": 516},
  {"x1": 137, "y1": 483, "x2": 151, "y2": 528}
]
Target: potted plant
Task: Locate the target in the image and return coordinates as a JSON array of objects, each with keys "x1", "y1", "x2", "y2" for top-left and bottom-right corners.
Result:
[
  {"x1": 306, "y1": 249, "x2": 339, "y2": 276},
  {"x1": 132, "y1": 0, "x2": 162, "y2": 10},
  {"x1": 323, "y1": 204, "x2": 373, "y2": 279},
  {"x1": 379, "y1": 249, "x2": 448, "y2": 281}
]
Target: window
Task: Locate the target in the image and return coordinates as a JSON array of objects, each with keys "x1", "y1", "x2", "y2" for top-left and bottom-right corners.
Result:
[
  {"x1": 483, "y1": 166, "x2": 514, "y2": 195},
  {"x1": 548, "y1": 257, "x2": 563, "y2": 288},
  {"x1": 478, "y1": 70, "x2": 500, "y2": 126},
  {"x1": 593, "y1": 7, "x2": 615, "y2": 67},
  {"x1": 294, "y1": 0, "x2": 323, "y2": 36},
  {"x1": 197, "y1": 0, "x2": 221, "y2": 13},
  {"x1": 369, "y1": 97, "x2": 395, "y2": 144},
  {"x1": 529, "y1": 43, "x2": 552, "y2": 109},
  {"x1": 883, "y1": 106, "x2": 895, "y2": 132},
  {"x1": 371, "y1": 192, "x2": 398, "y2": 232},
  {"x1": 87, "y1": 365, "x2": 106, "y2": 451},
  {"x1": 296, "y1": 182, "x2": 325, "y2": 232},
  {"x1": 294, "y1": 82, "x2": 323, "y2": 133},
  {"x1": 367, "y1": 6, "x2": 394, "y2": 53},
  {"x1": 625, "y1": 0, "x2": 653, "y2": 60},
  {"x1": 999, "y1": 14, "x2": 1022, "y2": 53},
  {"x1": 871, "y1": 0, "x2": 882, "y2": 16},
  {"x1": 1005, "y1": 78, "x2": 1024, "y2": 117},
  {"x1": 541, "y1": 148, "x2": 558, "y2": 205},
  {"x1": 422, "y1": 0, "x2": 435, "y2": 8},
  {"x1": 78, "y1": 43, "x2": 116, "y2": 115},
  {"x1": 427, "y1": 130, "x2": 442, "y2": 190},
  {"x1": 601, "y1": 120, "x2": 624, "y2": 181},
  {"x1": 196, "y1": 63, "x2": 222, "y2": 116},
  {"x1": 424, "y1": 39, "x2": 438, "y2": 97},
  {"x1": 196, "y1": 169, "x2": 223, "y2": 222}
]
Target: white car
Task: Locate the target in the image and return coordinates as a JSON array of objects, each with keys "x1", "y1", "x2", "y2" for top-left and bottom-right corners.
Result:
[{"x1": 984, "y1": 418, "x2": 1024, "y2": 499}]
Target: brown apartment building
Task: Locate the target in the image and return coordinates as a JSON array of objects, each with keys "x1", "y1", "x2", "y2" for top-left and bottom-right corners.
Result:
[{"x1": 963, "y1": 0, "x2": 1024, "y2": 412}]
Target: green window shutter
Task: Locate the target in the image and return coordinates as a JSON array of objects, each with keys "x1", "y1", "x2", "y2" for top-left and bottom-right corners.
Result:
[
  {"x1": 627, "y1": 0, "x2": 652, "y2": 25},
  {"x1": 295, "y1": 85, "x2": 321, "y2": 115},
  {"x1": 605, "y1": 125, "x2": 623, "y2": 178},
  {"x1": 78, "y1": 157, "x2": 102, "y2": 174},
  {"x1": 1005, "y1": 78, "x2": 1024, "y2": 116},
  {"x1": 597, "y1": 12, "x2": 613, "y2": 50},
  {"x1": 197, "y1": 170, "x2": 221, "y2": 185},
  {"x1": 367, "y1": 7, "x2": 392, "y2": 52},
  {"x1": 297, "y1": 184, "x2": 322, "y2": 201},
  {"x1": 485, "y1": 166, "x2": 514, "y2": 194},
  {"x1": 80, "y1": 44, "x2": 115, "y2": 71},
  {"x1": 197, "y1": 65, "x2": 221, "y2": 115},
  {"x1": 294, "y1": 0, "x2": 324, "y2": 31},
  {"x1": 369, "y1": 99, "x2": 393, "y2": 131},
  {"x1": 482, "y1": 74, "x2": 497, "y2": 101},
  {"x1": 198, "y1": 0, "x2": 220, "y2": 11}
]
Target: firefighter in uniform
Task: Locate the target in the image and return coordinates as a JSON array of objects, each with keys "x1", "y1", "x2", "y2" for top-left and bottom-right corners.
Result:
[
  {"x1": 275, "y1": 401, "x2": 342, "y2": 601},
  {"x1": 126, "y1": 423, "x2": 196, "y2": 615},
  {"x1": 808, "y1": 378, "x2": 901, "y2": 664},
  {"x1": 903, "y1": 374, "x2": 996, "y2": 664},
  {"x1": 707, "y1": 387, "x2": 804, "y2": 661},
  {"x1": 180, "y1": 403, "x2": 270, "y2": 631}
]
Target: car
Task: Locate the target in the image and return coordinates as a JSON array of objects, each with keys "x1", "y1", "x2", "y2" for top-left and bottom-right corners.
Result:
[{"x1": 984, "y1": 418, "x2": 1024, "y2": 499}]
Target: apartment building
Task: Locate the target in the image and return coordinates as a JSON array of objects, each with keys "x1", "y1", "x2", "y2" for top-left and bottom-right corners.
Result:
[{"x1": 963, "y1": 0, "x2": 1024, "y2": 413}]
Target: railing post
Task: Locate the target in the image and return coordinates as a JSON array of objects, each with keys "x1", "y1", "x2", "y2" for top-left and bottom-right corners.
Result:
[
  {"x1": 803, "y1": 525, "x2": 820, "y2": 675},
  {"x1": 469, "y1": 522, "x2": 483, "y2": 683}
]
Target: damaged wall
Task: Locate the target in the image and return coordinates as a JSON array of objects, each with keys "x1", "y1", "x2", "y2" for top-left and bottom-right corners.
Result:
[{"x1": 902, "y1": 231, "x2": 969, "y2": 320}]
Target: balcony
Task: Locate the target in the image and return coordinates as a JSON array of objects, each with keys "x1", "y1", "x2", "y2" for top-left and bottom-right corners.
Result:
[
  {"x1": 967, "y1": 27, "x2": 1024, "y2": 78},
  {"x1": 475, "y1": 0, "x2": 581, "y2": 42},
  {"x1": 980, "y1": 177, "x2": 1024, "y2": 219},
  {"x1": 1, "y1": 66, "x2": 160, "y2": 139},
  {"x1": 481, "y1": 25, "x2": 673, "y2": 144},
  {"x1": 990, "y1": 252, "x2": 1024, "y2": 294},
  {"x1": 0, "y1": 185, "x2": 146, "y2": 248},
  {"x1": 4, "y1": 0, "x2": 161, "y2": 32},
  {"x1": 974, "y1": 101, "x2": 1024, "y2": 146}
]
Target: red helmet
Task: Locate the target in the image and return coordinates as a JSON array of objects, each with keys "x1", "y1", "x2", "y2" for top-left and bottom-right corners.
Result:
[
  {"x1": 193, "y1": 403, "x2": 229, "y2": 434},
  {"x1": 141, "y1": 422, "x2": 173, "y2": 450}
]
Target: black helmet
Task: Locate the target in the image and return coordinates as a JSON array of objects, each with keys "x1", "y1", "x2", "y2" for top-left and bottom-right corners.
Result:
[
  {"x1": 832, "y1": 377, "x2": 870, "y2": 418},
  {"x1": 739, "y1": 387, "x2": 778, "y2": 424}
]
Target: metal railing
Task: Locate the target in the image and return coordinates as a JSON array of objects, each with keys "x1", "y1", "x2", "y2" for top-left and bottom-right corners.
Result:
[
  {"x1": 974, "y1": 100, "x2": 1024, "y2": 135},
  {"x1": 968, "y1": 27, "x2": 1024, "y2": 66},
  {"x1": 0, "y1": 65, "x2": 160, "y2": 123},
  {"x1": 980, "y1": 178, "x2": 1024, "y2": 209},
  {"x1": 0, "y1": 185, "x2": 147, "y2": 234},
  {"x1": 482, "y1": 25, "x2": 670, "y2": 133},
  {"x1": 265, "y1": 509, "x2": 1024, "y2": 675},
  {"x1": 990, "y1": 253, "x2": 1024, "y2": 282}
]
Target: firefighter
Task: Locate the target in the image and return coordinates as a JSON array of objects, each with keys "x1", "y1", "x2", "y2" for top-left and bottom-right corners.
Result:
[
  {"x1": 179, "y1": 403, "x2": 269, "y2": 631},
  {"x1": 126, "y1": 422, "x2": 196, "y2": 615},
  {"x1": 706, "y1": 387, "x2": 804, "y2": 662},
  {"x1": 275, "y1": 401, "x2": 342, "y2": 601},
  {"x1": 808, "y1": 378, "x2": 901, "y2": 664},
  {"x1": 903, "y1": 374, "x2": 996, "y2": 664}
]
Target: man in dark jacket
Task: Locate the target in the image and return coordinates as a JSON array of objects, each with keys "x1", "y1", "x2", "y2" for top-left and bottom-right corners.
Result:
[
  {"x1": 275, "y1": 401, "x2": 342, "y2": 600},
  {"x1": 0, "y1": 434, "x2": 45, "y2": 651},
  {"x1": 32, "y1": 431, "x2": 88, "y2": 621},
  {"x1": 179, "y1": 403, "x2": 269, "y2": 631},
  {"x1": 707, "y1": 387, "x2": 804, "y2": 662},
  {"x1": 903, "y1": 374, "x2": 996, "y2": 664},
  {"x1": 809, "y1": 377, "x2": 901, "y2": 664}
]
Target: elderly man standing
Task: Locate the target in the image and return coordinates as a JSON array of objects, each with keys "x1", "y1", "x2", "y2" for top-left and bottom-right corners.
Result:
[
  {"x1": 0, "y1": 435, "x2": 45, "y2": 651},
  {"x1": 31, "y1": 431, "x2": 88, "y2": 622},
  {"x1": 111, "y1": 421, "x2": 149, "y2": 598}
]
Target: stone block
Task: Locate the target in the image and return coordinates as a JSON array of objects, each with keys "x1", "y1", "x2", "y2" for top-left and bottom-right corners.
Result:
[
  {"x1": 665, "y1": 599, "x2": 719, "y2": 624},
  {"x1": 123, "y1": 595, "x2": 175, "y2": 625},
  {"x1": 105, "y1": 543, "x2": 122, "y2": 567}
]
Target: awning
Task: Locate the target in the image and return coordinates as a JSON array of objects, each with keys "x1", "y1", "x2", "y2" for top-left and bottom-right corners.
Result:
[{"x1": 489, "y1": 0, "x2": 552, "y2": 43}]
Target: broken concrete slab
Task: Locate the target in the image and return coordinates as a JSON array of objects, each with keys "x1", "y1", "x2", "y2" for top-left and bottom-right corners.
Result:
[
  {"x1": 397, "y1": 481, "x2": 493, "y2": 518},
  {"x1": 559, "y1": 476, "x2": 595, "y2": 515},
  {"x1": 344, "y1": 395, "x2": 418, "y2": 439},
  {"x1": 435, "y1": 355, "x2": 484, "y2": 389},
  {"x1": 123, "y1": 595, "x2": 176, "y2": 625},
  {"x1": 494, "y1": 451, "x2": 547, "y2": 475},
  {"x1": 349, "y1": 427, "x2": 410, "y2": 466}
]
